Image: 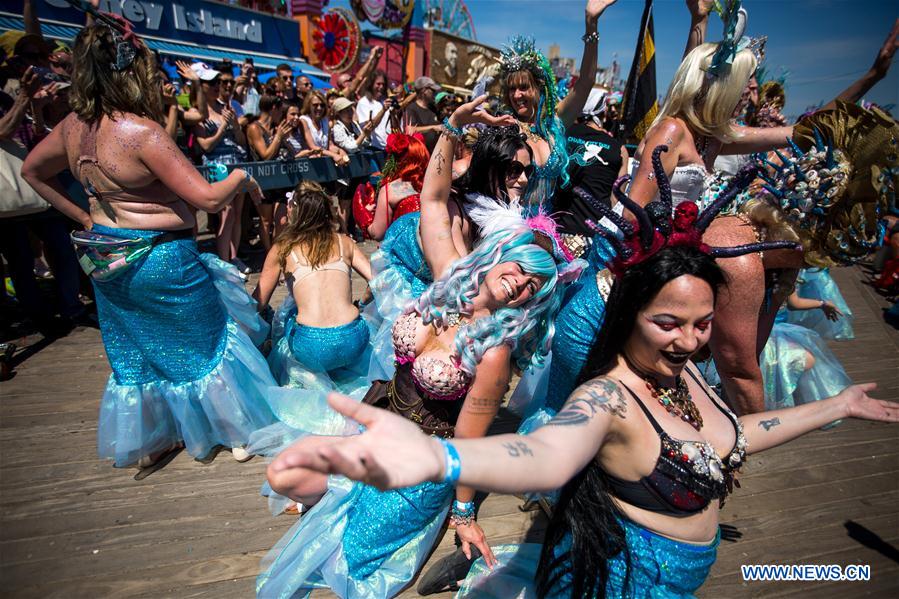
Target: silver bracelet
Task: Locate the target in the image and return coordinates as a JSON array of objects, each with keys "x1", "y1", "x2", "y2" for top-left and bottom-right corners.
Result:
[{"x1": 582, "y1": 31, "x2": 599, "y2": 44}]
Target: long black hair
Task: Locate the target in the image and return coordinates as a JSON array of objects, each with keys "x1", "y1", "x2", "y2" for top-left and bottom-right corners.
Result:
[
  {"x1": 454, "y1": 125, "x2": 532, "y2": 201},
  {"x1": 534, "y1": 245, "x2": 727, "y2": 599}
]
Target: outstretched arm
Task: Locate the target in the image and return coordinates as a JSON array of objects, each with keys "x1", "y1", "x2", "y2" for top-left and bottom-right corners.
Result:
[
  {"x1": 742, "y1": 383, "x2": 898, "y2": 454},
  {"x1": 720, "y1": 123, "x2": 793, "y2": 155},
  {"x1": 557, "y1": 0, "x2": 616, "y2": 128},
  {"x1": 268, "y1": 377, "x2": 626, "y2": 494}
]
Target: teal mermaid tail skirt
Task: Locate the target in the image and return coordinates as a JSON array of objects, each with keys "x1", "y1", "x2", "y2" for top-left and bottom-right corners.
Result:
[
  {"x1": 459, "y1": 518, "x2": 718, "y2": 598},
  {"x1": 251, "y1": 390, "x2": 453, "y2": 598},
  {"x1": 91, "y1": 225, "x2": 276, "y2": 466},
  {"x1": 267, "y1": 295, "x2": 373, "y2": 396},
  {"x1": 761, "y1": 317, "x2": 852, "y2": 411},
  {"x1": 512, "y1": 237, "x2": 616, "y2": 435},
  {"x1": 369, "y1": 212, "x2": 432, "y2": 322},
  {"x1": 787, "y1": 268, "x2": 855, "y2": 340}
]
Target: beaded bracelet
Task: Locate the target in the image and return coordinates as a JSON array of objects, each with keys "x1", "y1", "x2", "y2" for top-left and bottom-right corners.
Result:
[
  {"x1": 441, "y1": 118, "x2": 464, "y2": 140},
  {"x1": 581, "y1": 31, "x2": 599, "y2": 44},
  {"x1": 450, "y1": 500, "x2": 476, "y2": 526},
  {"x1": 439, "y1": 438, "x2": 461, "y2": 484}
]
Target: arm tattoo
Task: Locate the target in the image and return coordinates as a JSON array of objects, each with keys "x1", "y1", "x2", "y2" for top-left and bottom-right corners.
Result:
[
  {"x1": 758, "y1": 417, "x2": 781, "y2": 431},
  {"x1": 549, "y1": 379, "x2": 627, "y2": 427},
  {"x1": 465, "y1": 396, "x2": 503, "y2": 414},
  {"x1": 503, "y1": 441, "x2": 533, "y2": 458},
  {"x1": 434, "y1": 148, "x2": 446, "y2": 175}
]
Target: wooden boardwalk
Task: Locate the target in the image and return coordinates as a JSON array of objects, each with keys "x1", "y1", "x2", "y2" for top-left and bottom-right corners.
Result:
[{"x1": 1, "y1": 262, "x2": 897, "y2": 598}]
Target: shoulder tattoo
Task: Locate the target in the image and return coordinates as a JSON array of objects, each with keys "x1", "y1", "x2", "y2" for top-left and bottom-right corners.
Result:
[{"x1": 549, "y1": 379, "x2": 627, "y2": 427}]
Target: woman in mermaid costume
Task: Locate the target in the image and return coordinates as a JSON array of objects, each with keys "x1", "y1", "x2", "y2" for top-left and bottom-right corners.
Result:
[
  {"x1": 254, "y1": 101, "x2": 582, "y2": 598},
  {"x1": 498, "y1": 0, "x2": 617, "y2": 211},
  {"x1": 591, "y1": 1, "x2": 899, "y2": 414},
  {"x1": 253, "y1": 181, "x2": 374, "y2": 400},
  {"x1": 366, "y1": 102, "x2": 539, "y2": 382},
  {"x1": 368, "y1": 124, "x2": 536, "y2": 323},
  {"x1": 265, "y1": 194, "x2": 897, "y2": 598},
  {"x1": 21, "y1": 17, "x2": 276, "y2": 468}
]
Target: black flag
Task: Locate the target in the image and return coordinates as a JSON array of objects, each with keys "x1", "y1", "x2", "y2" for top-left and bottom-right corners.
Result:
[{"x1": 621, "y1": 0, "x2": 658, "y2": 142}]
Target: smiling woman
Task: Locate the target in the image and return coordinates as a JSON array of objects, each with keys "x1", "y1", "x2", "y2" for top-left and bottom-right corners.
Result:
[{"x1": 254, "y1": 225, "x2": 572, "y2": 598}]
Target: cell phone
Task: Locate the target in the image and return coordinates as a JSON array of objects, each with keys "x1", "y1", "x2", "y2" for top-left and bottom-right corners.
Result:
[{"x1": 32, "y1": 66, "x2": 69, "y2": 84}]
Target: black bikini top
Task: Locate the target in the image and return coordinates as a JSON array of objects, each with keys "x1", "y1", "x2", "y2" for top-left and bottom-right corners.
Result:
[{"x1": 605, "y1": 368, "x2": 747, "y2": 516}]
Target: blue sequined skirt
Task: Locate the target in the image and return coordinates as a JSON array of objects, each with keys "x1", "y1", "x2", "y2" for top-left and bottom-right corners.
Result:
[
  {"x1": 369, "y1": 212, "x2": 432, "y2": 322},
  {"x1": 91, "y1": 225, "x2": 275, "y2": 466},
  {"x1": 459, "y1": 518, "x2": 719, "y2": 598},
  {"x1": 267, "y1": 294, "x2": 373, "y2": 391},
  {"x1": 513, "y1": 237, "x2": 616, "y2": 435},
  {"x1": 786, "y1": 268, "x2": 854, "y2": 341},
  {"x1": 252, "y1": 390, "x2": 453, "y2": 599}
]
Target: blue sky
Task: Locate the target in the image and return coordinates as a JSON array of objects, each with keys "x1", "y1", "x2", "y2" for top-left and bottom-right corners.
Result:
[{"x1": 333, "y1": 0, "x2": 898, "y2": 119}]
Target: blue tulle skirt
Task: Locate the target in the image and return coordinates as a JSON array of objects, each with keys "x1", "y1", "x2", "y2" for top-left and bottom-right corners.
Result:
[
  {"x1": 761, "y1": 310, "x2": 852, "y2": 411},
  {"x1": 459, "y1": 518, "x2": 719, "y2": 598},
  {"x1": 786, "y1": 268, "x2": 854, "y2": 341},
  {"x1": 91, "y1": 225, "x2": 276, "y2": 466},
  {"x1": 252, "y1": 391, "x2": 453, "y2": 599}
]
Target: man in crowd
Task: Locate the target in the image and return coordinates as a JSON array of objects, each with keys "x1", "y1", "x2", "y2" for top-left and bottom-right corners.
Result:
[
  {"x1": 276, "y1": 63, "x2": 295, "y2": 100},
  {"x1": 404, "y1": 76, "x2": 442, "y2": 152},
  {"x1": 356, "y1": 69, "x2": 391, "y2": 150},
  {"x1": 295, "y1": 75, "x2": 313, "y2": 105}
]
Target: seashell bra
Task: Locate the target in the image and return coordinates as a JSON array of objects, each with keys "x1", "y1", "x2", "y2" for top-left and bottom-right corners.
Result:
[
  {"x1": 392, "y1": 313, "x2": 472, "y2": 401},
  {"x1": 606, "y1": 367, "x2": 747, "y2": 515}
]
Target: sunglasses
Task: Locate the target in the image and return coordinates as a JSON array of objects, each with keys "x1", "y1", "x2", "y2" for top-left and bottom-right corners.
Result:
[{"x1": 506, "y1": 160, "x2": 534, "y2": 180}]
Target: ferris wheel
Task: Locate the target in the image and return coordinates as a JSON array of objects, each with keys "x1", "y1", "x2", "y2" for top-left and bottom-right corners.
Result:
[{"x1": 422, "y1": 0, "x2": 476, "y2": 40}]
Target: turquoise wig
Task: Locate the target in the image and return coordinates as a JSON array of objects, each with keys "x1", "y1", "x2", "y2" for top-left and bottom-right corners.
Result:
[
  {"x1": 500, "y1": 36, "x2": 570, "y2": 190},
  {"x1": 414, "y1": 228, "x2": 564, "y2": 376}
]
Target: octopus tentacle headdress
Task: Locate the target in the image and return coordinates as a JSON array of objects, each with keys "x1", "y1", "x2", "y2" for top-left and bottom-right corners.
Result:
[{"x1": 584, "y1": 145, "x2": 801, "y2": 275}]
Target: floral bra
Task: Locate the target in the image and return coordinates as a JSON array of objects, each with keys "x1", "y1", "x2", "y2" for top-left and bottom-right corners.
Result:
[{"x1": 392, "y1": 313, "x2": 472, "y2": 401}]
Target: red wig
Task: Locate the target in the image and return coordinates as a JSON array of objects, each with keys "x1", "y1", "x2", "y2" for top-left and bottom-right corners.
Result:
[{"x1": 383, "y1": 133, "x2": 430, "y2": 193}]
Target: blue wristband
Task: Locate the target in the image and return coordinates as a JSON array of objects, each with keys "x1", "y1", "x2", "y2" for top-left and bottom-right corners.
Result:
[{"x1": 439, "y1": 438, "x2": 461, "y2": 484}]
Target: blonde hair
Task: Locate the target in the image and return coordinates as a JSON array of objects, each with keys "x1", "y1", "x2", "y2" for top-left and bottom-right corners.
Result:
[
  {"x1": 274, "y1": 181, "x2": 339, "y2": 271},
  {"x1": 69, "y1": 24, "x2": 163, "y2": 125},
  {"x1": 652, "y1": 43, "x2": 757, "y2": 141}
]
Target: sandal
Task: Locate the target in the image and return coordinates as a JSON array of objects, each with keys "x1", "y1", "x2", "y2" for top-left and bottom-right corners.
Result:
[{"x1": 417, "y1": 546, "x2": 482, "y2": 595}]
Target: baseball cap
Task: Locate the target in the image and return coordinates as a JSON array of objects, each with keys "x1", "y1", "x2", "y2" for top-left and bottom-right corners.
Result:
[
  {"x1": 332, "y1": 97, "x2": 355, "y2": 113},
  {"x1": 413, "y1": 76, "x2": 441, "y2": 92},
  {"x1": 190, "y1": 62, "x2": 220, "y2": 82}
]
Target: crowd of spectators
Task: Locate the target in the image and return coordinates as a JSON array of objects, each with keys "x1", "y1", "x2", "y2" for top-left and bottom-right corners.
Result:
[{"x1": 0, "y1": 1, "x2": 466, "y2": 347}]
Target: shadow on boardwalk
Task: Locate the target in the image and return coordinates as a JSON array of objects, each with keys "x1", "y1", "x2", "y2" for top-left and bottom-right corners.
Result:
[{"x1": 1, "y1": 266, "x2": 897, "y2": 598}]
